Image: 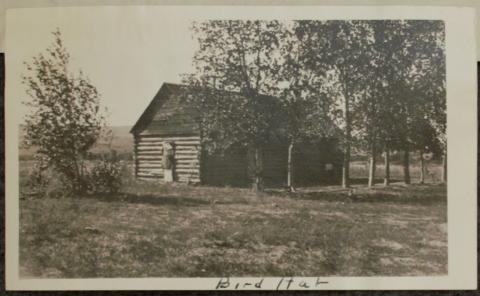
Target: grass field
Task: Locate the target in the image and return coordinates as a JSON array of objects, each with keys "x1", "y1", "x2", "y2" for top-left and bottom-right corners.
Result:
[{"x1": 19, "y1": 160, "x2": 447, "y2": 278}]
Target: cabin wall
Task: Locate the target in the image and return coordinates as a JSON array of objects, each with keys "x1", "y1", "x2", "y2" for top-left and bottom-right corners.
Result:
[
  {"x1": 134, "y1": 134, "x2": 201, "y2": 183},
  {"x1": 202, "y1": 148, "x2": 249, "y2": 187},
  {"x1": 262, "y1": 145, "x2": 288, "y2": 187},
  {"x1": 292, "y1": 141, "x2": 343, "y2": 186}
]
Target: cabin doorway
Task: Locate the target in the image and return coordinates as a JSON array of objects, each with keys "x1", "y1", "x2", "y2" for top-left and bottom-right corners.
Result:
[{"x1": 163, "y1": 142, "x2": 175, "y2": 182}]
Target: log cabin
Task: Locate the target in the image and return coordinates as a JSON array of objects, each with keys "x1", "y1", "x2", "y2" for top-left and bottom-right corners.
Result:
[{"x1": 130, "y1": 83, "x2": 342, "y2": 187}]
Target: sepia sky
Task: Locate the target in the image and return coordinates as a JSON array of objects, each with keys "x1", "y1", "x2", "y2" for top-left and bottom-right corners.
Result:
[
  {"x1": 7, "y1": 7, "x2": 197, "y2": 127},
  {"x1": 4, "y1": 5, "x2": 468, "y2": 127}
]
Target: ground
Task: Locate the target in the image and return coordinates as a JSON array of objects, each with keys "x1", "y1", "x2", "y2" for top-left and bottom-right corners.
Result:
[{"x1": 19, "y1": 161, "x2": 447, "y2": 278}]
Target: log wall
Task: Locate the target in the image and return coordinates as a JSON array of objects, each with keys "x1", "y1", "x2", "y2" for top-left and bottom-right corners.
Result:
[{"x1": 134, "y1": 134, "x2": 201, "y2": 183}]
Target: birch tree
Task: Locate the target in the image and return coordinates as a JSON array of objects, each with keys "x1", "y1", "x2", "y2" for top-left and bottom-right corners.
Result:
[
  {"x1": 297, "y1": 20, "x2": 375, "y2": 188},
  {"x1": 271, "y1": 22, "x2": 338, "y2": 191},
  {"x1": 396, "y1": 20, "x2": 446, "y2": 184}
]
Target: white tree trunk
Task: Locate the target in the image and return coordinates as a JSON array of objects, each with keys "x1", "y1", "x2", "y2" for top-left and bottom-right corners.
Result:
[
  {"x1": 403, "y1": 149, "x2": 411, "y2": 185},
  {"x1": 419, "y1": 150, "x2": 425, "y2": 184},
  {"x1": 287, "y1": 142, "x2": 295, "y2": 192},
  {"x1": 383, "y1": 150, "x2": 390, "y2": 186},
  {"x1": 368, "y1": 144, "x2": 376, "y2": 187},
  {"x1": 252, "y1": 147, "x2": 264, "y2": 192},
  {"x1": 442, "y1": 149, "x2": 447, "y2": 183}
]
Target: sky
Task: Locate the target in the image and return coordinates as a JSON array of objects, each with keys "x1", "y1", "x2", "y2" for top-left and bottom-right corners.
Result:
[
  {"x1": 7, "y1": 7, "x2": 197, "y2": 126},
  {"x1": 5, "y1": 5, "x2": 472, "y2": 127}
]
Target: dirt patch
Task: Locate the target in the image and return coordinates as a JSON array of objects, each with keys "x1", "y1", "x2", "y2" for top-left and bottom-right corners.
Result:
[{"x1": 373, "y1": 239, "x2": 404, "y2": 251}]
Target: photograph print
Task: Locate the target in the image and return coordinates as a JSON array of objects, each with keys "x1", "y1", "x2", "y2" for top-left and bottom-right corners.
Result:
[{"x1": 7, "y1": 6, "x2": 451, "y2": 285}]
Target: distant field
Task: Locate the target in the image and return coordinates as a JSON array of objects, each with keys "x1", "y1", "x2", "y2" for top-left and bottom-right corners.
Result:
[
  {"x1": 19, "y1": 165, "x2": 447, "y2": 278},
  {"x1": 350, "y1": 161, "x2": 443, "y2": 184},
  {"x1": 19, "y1": 125, "x2": 134, "y2": 160}
]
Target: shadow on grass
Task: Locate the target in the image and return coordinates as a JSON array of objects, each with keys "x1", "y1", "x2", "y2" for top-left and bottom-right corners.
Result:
[
  {"x1": 87, "y1": 193, "x2": 211, "y2": 207},
  {"x1": 294, "y1": 185, "x2": 446, "y2": 206},
  {"x1": 349, "y1": 178, "x2": 404, "y2": 185}
]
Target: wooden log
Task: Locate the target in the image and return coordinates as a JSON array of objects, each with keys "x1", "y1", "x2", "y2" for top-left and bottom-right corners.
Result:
[
  {"x1": 138, "y1": 165, "x2": 163, "y2": 170},
  {"x1": 137, "y1": 161, "x2": 163, "y2": 165},
  {"x1": 178, "y1": 178, "x2": 201, "y2": 183},
  {"x1": 138, "y1": 162, "x2": 163, "y2": 167},
  {"x1": 137, "y1": 166, "x2": 164, "y2": 171},
  {"x1": 175, "y1": 145, "x2": 200, "y2": 150},
  {"x1": 138, "y1": 155, "x2": 163, "y2": 160},
  {"x1": 176, "y1": 162, "x2": 199, "y2": 168},
  {"x1": 137, "y1": 142, "x2": 200, "y2": 148},
  {"x1": 136, "y1": 144, "x2": 164, "y2": 148},
  {"x1": 138, "y1": 136, "x2": 200, "y2": 142},
  {"x1": 137, "y1": 140, "x2": 200, "y2": 145},
  {"x1": 174, "y1": 141, "x2": 201, "y2": 146},
  {"x1": 136, "y1": 148, "x2": 162, "y2": 153},
  {"x1": 138, "y1": 134, "x2": 200, "y2": 139},
  {"x1": 175, "y1": 150, "x2": 199, "y2": 155},
  {"x1": 138, "y1": 160, "x2": 200, "y2": 166},
  {"x1": 138, "y1": 157, "x2": 163, "y2": 161},
  {"x1": 138, "y1": 142, "x2": 165, "y2": 146},
  {"x1": 137, "y1": 146, "x2": 163, "y2": 151},
  {"x1": 175, "y1": 158, "x2": 199, "y2": 163},
  {"x1": 137, "y1": 174, "x2": 163, "y2": 178},
  {"x1": 176, "y1": 158, "x2": 199, "y2": 162},
  {"x1": 137, "y1": 173, "x2": 163, "y2": 178},
  {"x1": 174, "y1": 155, "x2": 198, "y2": 160},
  {"x1": 177, "y1": 168, "x2": 199, "y2": 172},
  {"x1": 137, "y1": 152, "x2": 162, "y2": 156},
  {"x1": 137, "y1": 160, "x2": 163, "y2": 163},
  {"x1": 176, "y1": 168, "x2": 200, "y2": 174},
  {"x1": 138, "y1": 168, "x2": 163, "y2": 172},
  {"x1": 177, "y1": 173, "x2": 200, "y2": 179},
  {"x1": 138, "y1": 176, "x2": 161, "y2": 180}
]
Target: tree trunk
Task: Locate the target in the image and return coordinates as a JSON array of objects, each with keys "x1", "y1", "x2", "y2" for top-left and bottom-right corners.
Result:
[
  {"x1": 287, "y1": 141, "x2": 295, "y2": 192},
  {"x1": 383, "y1": 150, "x2": 390, "y2": 186},
  {"x1": 403, "y1": 148, "x2": 411, "y2": 185},
  {"x1": 71, "y1": 155, "x2": 82, "y2": 193},
  {"x1": 342, "y1": 97, "x2": 351, "y2": 188},
  {"x1": 442, "y1": 149, "x2": 447, "y2": 183},
  {"x1": 342, "y1": 147, "x2": 350, "y2": 188},
  {"x1": 419, "y1": 150, "x2": 425, "y2": 184},
  {"x1": 252, "y1": 147, "x2": 264, "y2": 192},
  {"x1": 368, "y1": 144, "x2": 376, "y2": 187}
]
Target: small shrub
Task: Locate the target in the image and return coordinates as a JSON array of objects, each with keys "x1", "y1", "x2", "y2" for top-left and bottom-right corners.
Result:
[
  {"x1": 23, "y1": 156, "x2": 69, "y2": 198},
  {"x1": 26, "y1": 155, "x2": 49, "y2": 188},
  {"x1": 87, "y1": 150, "x2": 125, "y2": 195}
]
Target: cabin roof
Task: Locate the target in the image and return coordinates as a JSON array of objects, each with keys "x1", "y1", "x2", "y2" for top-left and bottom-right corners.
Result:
[
  {"x1": 130, "y1": 83, "x2": 184, "y2": 134},
  {"x1": 130, "y1": 83, "x2": 339, "y2": 139},
  {"x1": 130, "y1": 82, "x2": 281, "y2": 135}
]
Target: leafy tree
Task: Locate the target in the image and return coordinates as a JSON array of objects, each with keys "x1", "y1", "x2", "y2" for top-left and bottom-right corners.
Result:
[
  {"x1": 182, "y1": 19, "x2": 445, "y2": 190},
  {"x1": 361, "y1": 20, "x2": 445, "y2": 186},
  {"x1": 356, "y1": 21, "x2": 410, "y2": 187},
  {"x1": 22, "y1": 29, "x2": 106, "y2": 193},
  {"x1": 297, "y1": 20, "x2": 375, "y2": 188},
  {"x1": 183, "y1": 20, "x2": 284, "y2": 191},
  {"x1": 269, "y1": 22, "x2": 338, "y2": 191},
  {"x1": 393, "y1": 21, "x2": 445, "y2": 184}
]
